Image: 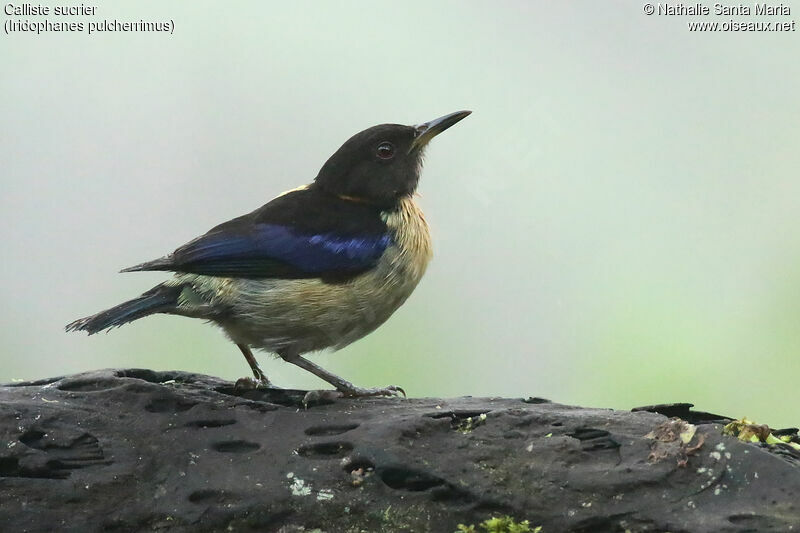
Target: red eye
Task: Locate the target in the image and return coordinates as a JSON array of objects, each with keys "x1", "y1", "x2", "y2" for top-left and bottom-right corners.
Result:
[{"x1": 376, "y1": 141, "x2": 395, "y2": 159}]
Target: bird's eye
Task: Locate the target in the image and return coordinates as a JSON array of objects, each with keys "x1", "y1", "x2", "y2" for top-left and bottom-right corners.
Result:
[{"x1": 376, "y1": 141, "x2": 395, "y2": 159}]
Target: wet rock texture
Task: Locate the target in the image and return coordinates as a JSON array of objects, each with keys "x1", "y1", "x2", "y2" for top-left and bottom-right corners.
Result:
[{"x1": 1, "y1": 369, "x2": 798, "y2": 532}]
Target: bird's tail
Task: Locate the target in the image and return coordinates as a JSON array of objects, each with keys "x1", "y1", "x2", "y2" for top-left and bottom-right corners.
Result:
[{"x1": 66, "y1": 284, "x2": 184, "y2": 335}]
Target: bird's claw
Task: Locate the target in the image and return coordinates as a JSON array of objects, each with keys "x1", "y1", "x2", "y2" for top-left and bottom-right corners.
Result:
[
  {"x1": 234, "y1": 376, "x2": 271, "y2": 391},
  {"x1": 301, "y1": 385, "x2": 405, "y2": 408},
  {"x1": 341, "y1": 385, "x2": 406, "y2": 398}
]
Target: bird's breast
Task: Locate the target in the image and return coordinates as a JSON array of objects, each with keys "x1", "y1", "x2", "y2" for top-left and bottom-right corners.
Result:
[{"x1": 378, "y1": 196, "x2": 433, "y2": 286}]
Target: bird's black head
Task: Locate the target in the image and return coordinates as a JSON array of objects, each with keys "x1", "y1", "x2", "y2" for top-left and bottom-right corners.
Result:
[{"x1": 314, "y1": 111, "x2": 471, "y2": 209}]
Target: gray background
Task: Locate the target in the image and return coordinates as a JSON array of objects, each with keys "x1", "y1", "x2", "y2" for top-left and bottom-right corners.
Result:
[{"x1": 3, "y1": 2, "x2": 798, "y2": 426}]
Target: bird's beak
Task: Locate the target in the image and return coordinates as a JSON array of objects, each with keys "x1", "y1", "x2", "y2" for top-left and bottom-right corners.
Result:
[{"x1": 410, "y1": 110, "x2": 471, "y2": 152}]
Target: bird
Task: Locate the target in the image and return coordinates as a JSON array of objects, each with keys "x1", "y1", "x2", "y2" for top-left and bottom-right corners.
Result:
[{"x1": 66, "y1": 110, "x2": 471, "y2": 397}]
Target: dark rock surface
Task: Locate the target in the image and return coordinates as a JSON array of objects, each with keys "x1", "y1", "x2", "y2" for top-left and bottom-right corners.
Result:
[{"x1": 1, "y1": 369, "x2": 798, "y2": 532}]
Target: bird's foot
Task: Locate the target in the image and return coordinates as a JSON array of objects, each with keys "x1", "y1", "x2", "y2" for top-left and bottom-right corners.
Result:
[
  {"x1": 341, "y1": 384, "x2": 406, "y2": 398},
  {"x1": 302, "y1": 385, "x2": 405, "y2": 406},
  {"x1": 236, "y1": 344, "x2": 272, "y2": 391},
  {"x1": 234, "y1": 375, "x2": 272, "y2": 391}
]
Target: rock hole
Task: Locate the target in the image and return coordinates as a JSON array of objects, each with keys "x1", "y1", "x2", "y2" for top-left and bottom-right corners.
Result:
[
  {"x1": 185, "y1": 419, "x2": 237, "y2": 428},
  {"x1": 728, "y1": 513, "x2": 757, "y2": 524},
  {"x1": 425, "y1": 410, "x2": 490, "y2": 430},
  {"x1": 58, "y1": 378, "x2": 120, "y2": 392},
  {"x1": 304, "y1": 423, "x2": 359, "y2": 436},
  {"x1": 212, "y1": 440, "x2": 260, "y2": 453},
  {"x1": 568, "y1": 427, "x2": 610, "y2": 440},
  {"x1": 19, "y1": 431, "x2": 106, "y2": 465},
  {"x1": 426, "y1": 410, "x2": 489, "y2": 420},
  {"x1": 568, "y1": 427, "x2": 620, "y2": 451},
  {"x1": 0, "y1": 456, "x2": 70, "y2": 479},
  {"x1": 522, "y1": 397, "x2": 551, "y2": 404},
  {"x1": 144, "y1": 397, "x2": 197, "y2": 413},
  {"x1": 297, "y1": 441, "x2": 353, "y2": 459},
  {"x1": 19, "y1": 429, "x2": 46, "y2": 448}
]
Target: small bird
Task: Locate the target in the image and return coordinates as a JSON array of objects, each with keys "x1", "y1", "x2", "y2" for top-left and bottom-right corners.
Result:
[{"x1": 67, "y1": 111, "x2": 471, "y2": 397}]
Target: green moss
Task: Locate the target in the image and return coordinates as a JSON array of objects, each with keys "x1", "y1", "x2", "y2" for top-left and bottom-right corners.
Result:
[
  {"x1": 723, "y1": 417, "x2": 800, "y2": 451},
  {"x1": 456, "y1": 515, "x2": 541, "y2": 533},
  {"x1": 458, "y1": 413, "x2": 488, "y2": 433}
]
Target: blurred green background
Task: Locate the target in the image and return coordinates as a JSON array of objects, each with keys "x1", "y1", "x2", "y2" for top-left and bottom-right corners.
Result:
[{"x1": 2, "y1": 2, "x2": 798, "y2": 427}]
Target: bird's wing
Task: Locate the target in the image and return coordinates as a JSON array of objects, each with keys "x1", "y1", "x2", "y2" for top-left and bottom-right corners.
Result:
[{"x1": 122, "y1": 187, "x2": 392, "y2": 279}]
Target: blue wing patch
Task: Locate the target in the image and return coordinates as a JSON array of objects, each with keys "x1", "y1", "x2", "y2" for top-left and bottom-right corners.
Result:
[{"x1": 172, "y1": 223, "x2": 392, "y2": 277}]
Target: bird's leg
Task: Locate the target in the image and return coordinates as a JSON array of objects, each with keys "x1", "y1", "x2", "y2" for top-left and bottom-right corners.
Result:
[
  {"x1": 235, "y1": 344, "x2": 272, "y2": 389},
  {"x1": 278, "y1": 349, "x2": 404, "y2": 399}
]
